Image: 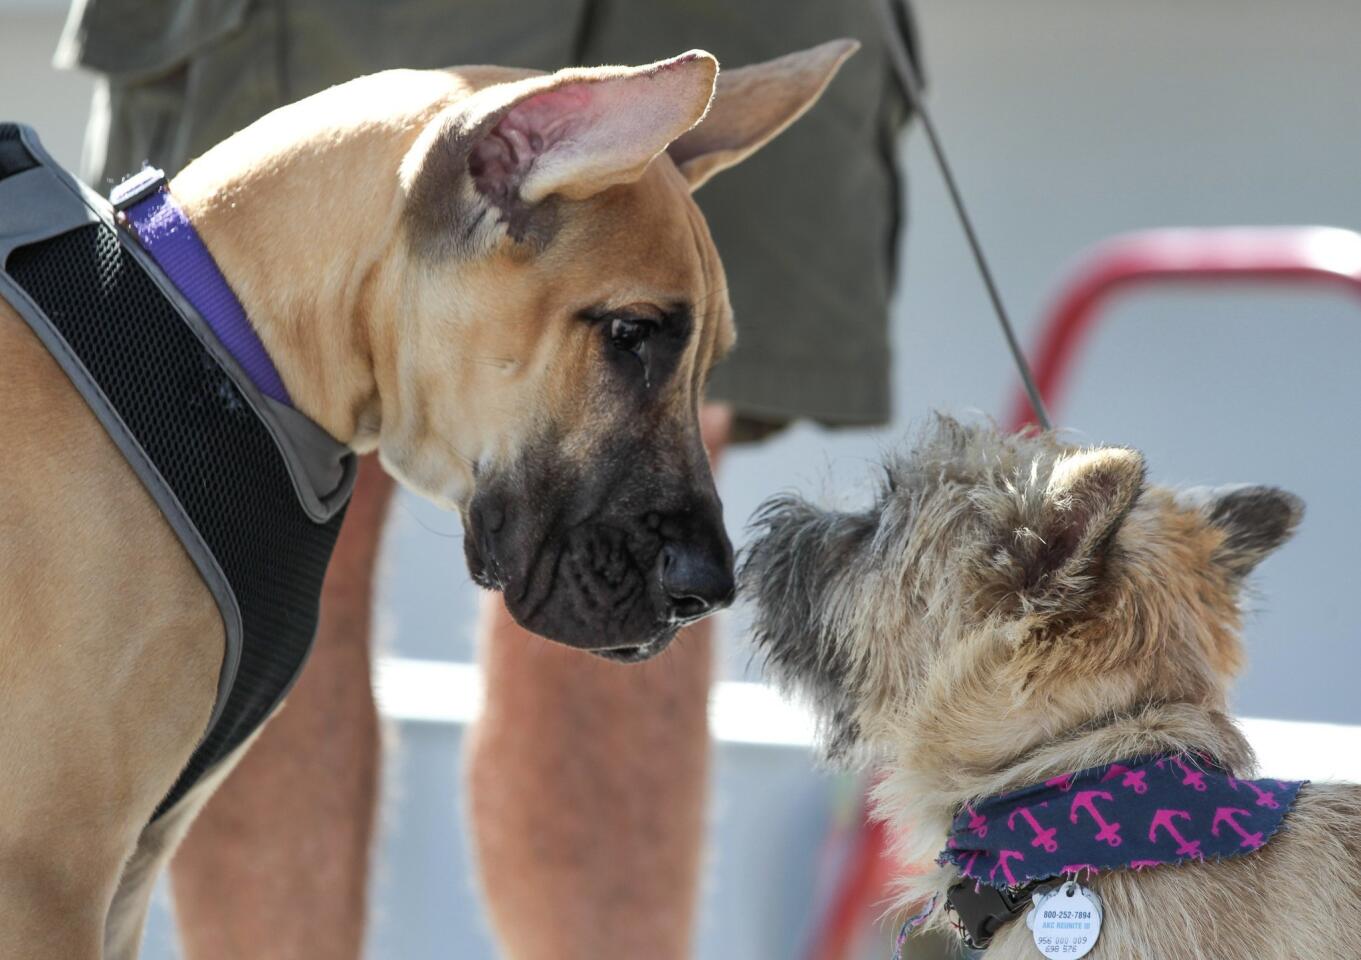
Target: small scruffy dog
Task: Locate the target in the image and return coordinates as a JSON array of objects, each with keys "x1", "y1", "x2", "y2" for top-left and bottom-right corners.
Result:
[{"x1": 742, "y1": 418, "x2": 1361, "y2": 959}]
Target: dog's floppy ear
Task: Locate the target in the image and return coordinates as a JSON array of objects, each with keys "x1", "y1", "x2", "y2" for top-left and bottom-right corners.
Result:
[
  {"x1": 1181, "y1": 485, "x2": 1304, "y2": 579},
  {"x1": 466, "y1": 51, "x2": 717, "y2": 205},
  {"x1": 405, "y1": 51, "x2": 716, "y2": 250},
  {"x1": 666, "y1": 39, "x2": 859, "y2": 192}
]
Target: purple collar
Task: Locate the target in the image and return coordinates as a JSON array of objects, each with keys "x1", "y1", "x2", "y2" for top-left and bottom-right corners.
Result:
[
  {"x1": 111, "y1": 167, "x2": 292, "y2": 406},
  {"x1": 938, "y1": 753, "x2": 1305, "y2": 888}
]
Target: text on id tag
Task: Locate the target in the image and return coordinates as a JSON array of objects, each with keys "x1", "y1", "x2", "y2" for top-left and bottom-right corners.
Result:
[{"x1": 1025, "y1": 881, "x2": 1102, "y2": 959}]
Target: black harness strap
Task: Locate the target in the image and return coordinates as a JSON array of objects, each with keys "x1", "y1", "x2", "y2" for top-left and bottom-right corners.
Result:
[{"x1": 0, "y1": 124, "x2": 355, "y2": 819}]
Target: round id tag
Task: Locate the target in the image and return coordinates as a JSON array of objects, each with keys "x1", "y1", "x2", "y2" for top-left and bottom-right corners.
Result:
[{"x1": 1025, "y1": 881, "x2": 1102, "y2": 958}]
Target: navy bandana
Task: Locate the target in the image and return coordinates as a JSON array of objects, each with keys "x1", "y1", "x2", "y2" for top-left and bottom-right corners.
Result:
[{"x1": 938, "y1": 754, "x2": 1306, "y2": 888}]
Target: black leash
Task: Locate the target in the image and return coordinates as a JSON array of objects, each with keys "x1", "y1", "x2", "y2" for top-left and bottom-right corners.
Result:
[{"x1": 876, "y1": 0, "x2": 1053, "y2": 431}]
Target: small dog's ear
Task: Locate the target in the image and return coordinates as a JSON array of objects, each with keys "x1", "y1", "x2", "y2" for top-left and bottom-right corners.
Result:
[
  {"x1": 1006, "y1": 448, "x2": 1145, "y2": 607},
  {"x1": 1043, "y1": 448, "x2": 1146, "y2": 570},
  {"x1": 666, "y1": 39, "x2": 858, "y2": 191},
  {"x1": 1183, "y1": 485, "x2": 1304, "y2": 579}
]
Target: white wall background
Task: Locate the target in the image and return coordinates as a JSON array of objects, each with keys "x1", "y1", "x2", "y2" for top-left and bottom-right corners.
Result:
[{"x1": 4, "y1": 1, "x2": 1361, "y2": 957}]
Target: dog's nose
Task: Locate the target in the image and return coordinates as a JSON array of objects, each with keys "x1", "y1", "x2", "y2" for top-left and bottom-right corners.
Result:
[{"x1": 659, "y1": 542, "x2": 735, "y2": 621}]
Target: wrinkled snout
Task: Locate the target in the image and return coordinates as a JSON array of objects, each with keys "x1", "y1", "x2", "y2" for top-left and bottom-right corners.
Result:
[{"x1": 464, "y1": 471, "x2": 735, "y2": 660}]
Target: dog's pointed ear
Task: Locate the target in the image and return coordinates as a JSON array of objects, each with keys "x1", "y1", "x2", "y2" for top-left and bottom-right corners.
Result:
[
  {"x1": 467, "y1": 51, "x2": 717, "y2": 206},
  {"x1": 666, "y1": 39, "x2": 859, "y2": 192},
  {"x1": 1181, "y1": 485, "x2": 1304, "y2": 579},
  {"x1": 1009, "y1": 448, "x2": 1145, "y2": 606},
  {"x1": 1043, "y1": 448, "x2": 1146, "y2": 569}
]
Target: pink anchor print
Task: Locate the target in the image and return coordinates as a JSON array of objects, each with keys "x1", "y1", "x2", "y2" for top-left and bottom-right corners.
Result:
[
  {"x1": 959, "y1": 849, "x2": 982, "y2": 878},
  {"x1": 966, "y1": 805, "x2": 988, "y2": 839},
  {"x1": 939, "y1": 754, "x2": 1304, "y2": 889},
  {"x1": 990, "y1": 849, "x2": 1025, "y2": 886},
  {"x1": 1045, "y1": 772, "x2": 1076, "y2": 792},
  {"x1": 1102, "y1": 763, "x2": 1150, "y2": 794},
  {"x1": 1149, "y1": 809, "x2": 1203, "y2": 859},
  {"x1": 1008, "y1": 806, "x2": 1059, "y2": 852},
  {"x1": 1211, "y1": 807, "x2": 1264, "y2": 850},
  {"x1": 1070, "y1": 790, "x2": 1123, "y2": 847},
  {"x1": 1172, "y1": 756, "x2": 1208, "y2": 792},
  {"x1": 1241, "y1": 780, "x2": 1281, "y2": 810}
]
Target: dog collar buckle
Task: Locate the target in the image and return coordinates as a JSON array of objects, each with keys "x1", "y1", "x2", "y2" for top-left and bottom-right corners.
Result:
[
  {"x1": 946, "y1": 878, "x2": 1038, "y2": 950},
  {"x1": 110, "y1": 165, "x2": 167, "y2": 212}
]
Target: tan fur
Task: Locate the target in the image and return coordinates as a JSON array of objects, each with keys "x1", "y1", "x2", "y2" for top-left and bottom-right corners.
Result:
[
  {"x1": 0, "y1": 45, "x2": 852, "y2": 956},
  {"x1": 0, "y1": 305, "x2": 222, "y2": 957},
  {"x1": 170, "y1": 65, "x2": 736, "y2": 506},
  {"x1": 743, "y1": 418, "x2": 1359, "y2": 958}
]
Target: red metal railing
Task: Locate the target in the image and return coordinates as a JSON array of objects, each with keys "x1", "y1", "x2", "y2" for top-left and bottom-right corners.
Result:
[{"x1": 1006, "y1": 226, "x2": 1361, "y2": 430}]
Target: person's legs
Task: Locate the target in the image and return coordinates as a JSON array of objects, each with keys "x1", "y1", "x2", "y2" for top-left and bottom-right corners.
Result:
[
  {"x1": 168, "y1": 456, "x2": 394, "y2": 960},
  {"x1": 465, "y1": 405, "x2": 732, "y2": 959}
]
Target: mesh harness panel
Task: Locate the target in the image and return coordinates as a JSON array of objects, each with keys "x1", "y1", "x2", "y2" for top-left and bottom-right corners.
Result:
[{"x1": 0, "y1": 125, "x2": 352, "y2": 819}]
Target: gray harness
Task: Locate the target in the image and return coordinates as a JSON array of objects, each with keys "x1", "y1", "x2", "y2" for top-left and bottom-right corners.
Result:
[{"x1": 0, "y1": 124, "x2": 356, "y2": 818}]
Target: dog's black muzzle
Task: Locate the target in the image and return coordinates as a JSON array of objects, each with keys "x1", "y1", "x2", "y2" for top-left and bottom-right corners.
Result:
[{"x1": 465, "y1": 488, "x2": 733, "y2": 658}]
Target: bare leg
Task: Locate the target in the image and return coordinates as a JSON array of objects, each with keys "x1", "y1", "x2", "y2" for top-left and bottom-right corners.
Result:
[
  {"x1": 169, "y1": 456, "x2": 394, "y2": 960},
  {"x1": 466, "y1": 405, "x2": 732, "y2": 959}
]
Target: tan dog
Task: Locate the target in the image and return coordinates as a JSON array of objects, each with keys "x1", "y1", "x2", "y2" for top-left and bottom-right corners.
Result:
[
  {"x1": 742, "y1": 418, "x2": 1361, "y2": 959},
  {"x1": 0, "y1": 41, "x2": 854, "y2": 957}
]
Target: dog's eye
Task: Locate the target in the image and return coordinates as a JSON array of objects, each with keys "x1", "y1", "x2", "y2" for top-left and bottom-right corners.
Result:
[{"x1": 609, "y1": 316, "x2": 651, "y2": 354}]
